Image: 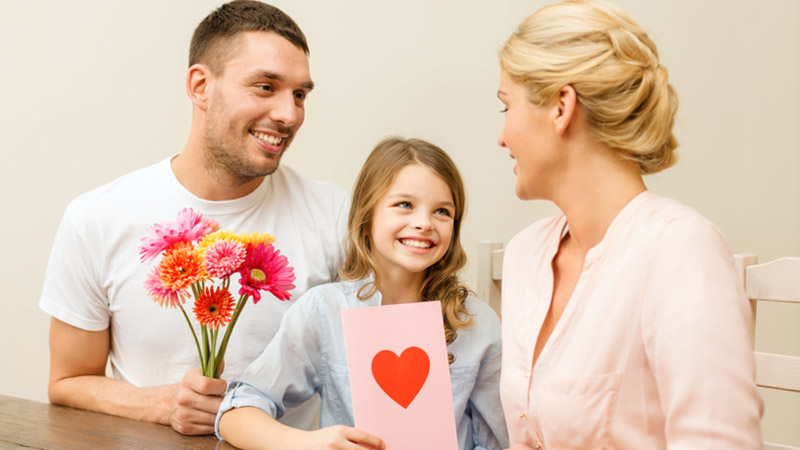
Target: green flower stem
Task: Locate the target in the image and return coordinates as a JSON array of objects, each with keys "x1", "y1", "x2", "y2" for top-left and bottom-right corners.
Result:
[
  {"x1": 213, "y1": 294, "x2": 248, "y2": 378},
  {"x1": 201, "y1": 325, "x2": 210, "y2": 377},
  {"x1": 208, "y1": 327, "x2": 219, "y2": 377},
  {"x1": 178, "y1": 303, "x2": 204, "y2": 370}
]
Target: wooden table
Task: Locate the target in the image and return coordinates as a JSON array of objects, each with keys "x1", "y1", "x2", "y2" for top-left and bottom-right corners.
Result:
[{"x1": 0, "y1": 394, "x2": 235, "y2": 449}]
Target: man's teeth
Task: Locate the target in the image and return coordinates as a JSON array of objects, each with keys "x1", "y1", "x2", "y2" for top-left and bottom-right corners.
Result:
[
  {"x1": 401, "y1": 239, "x2": 432, "y2": 249},
  {"x1": 252, "y1": 131, "x2": 283, "y2": 146}
]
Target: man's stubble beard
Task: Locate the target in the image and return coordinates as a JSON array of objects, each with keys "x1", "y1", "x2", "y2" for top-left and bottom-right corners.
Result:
[{"x1": 202, "y1": 124, "x2": 288, "y2": 189}]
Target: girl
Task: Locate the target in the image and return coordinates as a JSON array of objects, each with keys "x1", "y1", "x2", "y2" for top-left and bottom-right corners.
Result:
[
  {"x1": 496, "y1": 1, "x2": 761, "y2": 448},
  {"x1": 216, "y1": 137, "x2": 508, "y2": 450}
]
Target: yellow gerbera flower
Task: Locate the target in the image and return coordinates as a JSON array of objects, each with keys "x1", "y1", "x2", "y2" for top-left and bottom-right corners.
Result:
[{"x1": 238, "y1": 232, "x2": 275, "y2": 247}]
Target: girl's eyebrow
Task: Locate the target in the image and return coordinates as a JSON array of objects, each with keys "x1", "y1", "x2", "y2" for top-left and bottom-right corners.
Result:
[
  {"x1": 386, "y1": 192, "x2": 414, "y2": 199},
  {"x1": 386, "y1": 193, "x2": 455, "y2": 209}
]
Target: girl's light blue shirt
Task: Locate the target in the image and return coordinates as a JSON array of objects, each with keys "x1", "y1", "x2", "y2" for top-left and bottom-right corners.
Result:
[{"x1": 216, "y1": 277, "x2": 508, "y2": 449}]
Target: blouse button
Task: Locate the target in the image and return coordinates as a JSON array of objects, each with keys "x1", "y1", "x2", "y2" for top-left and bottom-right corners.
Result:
[
  {"x1": 535, "y1": 445, "x2": 542, "y2": 449},
  {"x1": 519, "y1": 412, "x2": 525, "y2": 418}
]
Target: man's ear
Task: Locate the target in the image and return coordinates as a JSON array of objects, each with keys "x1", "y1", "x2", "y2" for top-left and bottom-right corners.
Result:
[
  {"x1": 186, "y1": 64, "x2": 212, "y2": 111},
  {"x1": 553, "y1": 84, "x2": 578, "y2": 136}
]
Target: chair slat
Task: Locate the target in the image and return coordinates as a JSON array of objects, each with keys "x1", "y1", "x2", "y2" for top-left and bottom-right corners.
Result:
[
  {"x1": 754, "y1": 351, "x2": 800, "y2": 393},
  {"x1": 746, "y1": 257, "x2": 800, "y2": 303},
  {"x1": 764, "y1": 442, "x2": 800, "y2": 450}
]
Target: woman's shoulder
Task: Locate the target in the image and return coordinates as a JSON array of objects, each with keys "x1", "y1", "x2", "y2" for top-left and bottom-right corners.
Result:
[{"x1": 637, "y1": 192, "x2": 728, "y2": 249}]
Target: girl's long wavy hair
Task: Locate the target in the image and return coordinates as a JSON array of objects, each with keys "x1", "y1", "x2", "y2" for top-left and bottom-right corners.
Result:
[{"x1": 339, "y1": 137, "x2": 472, "y2": 363}]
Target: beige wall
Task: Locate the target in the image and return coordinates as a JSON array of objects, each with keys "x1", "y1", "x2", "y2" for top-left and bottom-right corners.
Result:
[{"x1": 1, "y1": 0, "x2": 798, "y2": 445}]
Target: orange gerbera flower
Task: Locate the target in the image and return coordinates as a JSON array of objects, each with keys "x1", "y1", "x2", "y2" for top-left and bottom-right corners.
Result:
[
  {"x1": 158, "y1": 241, "x2": 206, "y2": 291},
  {"x1": 193, "y1": 286, "x2": 235, "y2": 329}
]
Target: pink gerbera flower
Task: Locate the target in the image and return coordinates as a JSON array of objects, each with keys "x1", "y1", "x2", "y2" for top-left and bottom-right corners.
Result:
[
  {"x1": 139, "y1": 208, "x2": 214, "y2": 262},
  {"x1": 238, "y1": 243, "x2": 296, "y2": 303},
  {"x1": 204, "y1": 239, "x2": 246, "y2": 278},
  {"x1": 144, "y1": 266, "x2": 189, "y2": 308}
]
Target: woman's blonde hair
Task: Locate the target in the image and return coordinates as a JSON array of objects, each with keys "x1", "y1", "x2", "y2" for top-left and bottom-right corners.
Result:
[
  {"x1": 339, "y1": 137, "x2": 472, "y2": 363},
  {"x1": 499, "y1": 0, "x2": 679, "y2": 174}
]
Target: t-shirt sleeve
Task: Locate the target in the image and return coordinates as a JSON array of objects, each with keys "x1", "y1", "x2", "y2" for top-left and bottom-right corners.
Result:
[
  {"x1": 39, "y1": 202, "x2": 110, "y2": 331},
  {"x1": 641, "y1": 215, "x2": 763, "y2": 448}
]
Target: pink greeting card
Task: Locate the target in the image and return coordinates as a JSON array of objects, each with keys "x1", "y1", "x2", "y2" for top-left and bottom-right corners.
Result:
[{"x1": 341, "y1": 301, "x2": 458, "y2": 450}]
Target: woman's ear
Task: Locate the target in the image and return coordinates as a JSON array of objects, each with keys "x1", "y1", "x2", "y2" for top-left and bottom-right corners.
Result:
[
  {"x1": 186, "y1": 64, "x2": 211, "y2": 112},
  {"x1": 553, "y1": 84, "x2": 578, "y2": 136}
]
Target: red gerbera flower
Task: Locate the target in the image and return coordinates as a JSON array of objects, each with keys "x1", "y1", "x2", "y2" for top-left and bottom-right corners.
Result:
[
  {"x1": 238, "y1": 243, "x2": 296, "y2": 303},
  {"x1": 193, "y1": 286, "x2": 235, "y2": 329}
]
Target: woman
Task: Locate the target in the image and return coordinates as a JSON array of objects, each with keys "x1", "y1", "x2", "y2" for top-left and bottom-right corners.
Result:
[{"x1": 495, "y1": 1, "x2": 762, "y2": 448}]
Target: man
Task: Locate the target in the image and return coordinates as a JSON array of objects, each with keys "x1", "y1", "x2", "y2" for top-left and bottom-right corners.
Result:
[{"x1": 39, "y1": 0, "x2": 348, "y2": 436}]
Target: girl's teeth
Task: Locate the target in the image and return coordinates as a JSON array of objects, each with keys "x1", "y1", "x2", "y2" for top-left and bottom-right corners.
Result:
[
  {"x1": 252, "y1": 131, "x2": 283, "y2": 146},
  {"x1": 401, "y1": 239, "x2": 432, "y2": 249}
]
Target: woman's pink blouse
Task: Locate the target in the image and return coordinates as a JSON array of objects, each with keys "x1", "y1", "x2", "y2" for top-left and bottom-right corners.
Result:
[{"x1": 499, "y1": 191, "x2": 763, "y2": 449}]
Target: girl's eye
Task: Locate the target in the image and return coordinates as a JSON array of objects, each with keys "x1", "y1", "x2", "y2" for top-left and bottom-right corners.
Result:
[
  {"x1": 435, "y1": 207, "x2": 452, "y2": 217},
  {"x1": 395, "y1": 201, "x2": 412, "y2": 209}
]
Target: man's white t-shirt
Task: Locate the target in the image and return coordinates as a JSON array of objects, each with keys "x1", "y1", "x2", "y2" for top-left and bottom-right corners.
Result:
[{"x1": 39, "y1": 157, "x2": 349, "y2": 425}]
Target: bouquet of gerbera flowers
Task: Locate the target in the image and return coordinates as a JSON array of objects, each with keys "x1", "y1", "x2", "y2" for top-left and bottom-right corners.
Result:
[{"x1": 139, "y1": 208, "x2": 295, "y2": 378}]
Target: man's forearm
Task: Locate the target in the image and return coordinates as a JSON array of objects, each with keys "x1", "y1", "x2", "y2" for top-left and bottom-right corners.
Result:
[{"x1": 49, "y1": 374, "x2": 176, "y2": 425}]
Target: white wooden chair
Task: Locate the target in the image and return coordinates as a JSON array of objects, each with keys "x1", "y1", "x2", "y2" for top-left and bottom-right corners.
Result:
[
  {"x1": 476, "y1": 241, "x2": 504, "y2": 316},
  {"x1": 734, "y1": 254, "x2": 800, "y2": 450}
]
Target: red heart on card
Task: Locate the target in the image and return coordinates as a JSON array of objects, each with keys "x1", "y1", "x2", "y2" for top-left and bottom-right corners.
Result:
[{"x1": 371, "y1": 346, "x2": 430, "y2": 409}]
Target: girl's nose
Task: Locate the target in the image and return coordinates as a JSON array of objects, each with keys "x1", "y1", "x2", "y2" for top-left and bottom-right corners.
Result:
[{"x1": 413, "y1": 213, "x2": 433, "y2": 231}]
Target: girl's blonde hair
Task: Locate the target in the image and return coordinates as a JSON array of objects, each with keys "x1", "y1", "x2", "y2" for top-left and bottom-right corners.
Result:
[
  {"x1": 500, "y1": 0, "x2": 679, "y2": 174},
  {"x1": 340, "y1": 137, "x2": 472, "y2": 363}
]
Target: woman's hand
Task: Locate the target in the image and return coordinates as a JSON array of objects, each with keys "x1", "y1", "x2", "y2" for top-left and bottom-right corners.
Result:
[{"x1": 306, "y1": 425, "x2": 385, "y2": 450}]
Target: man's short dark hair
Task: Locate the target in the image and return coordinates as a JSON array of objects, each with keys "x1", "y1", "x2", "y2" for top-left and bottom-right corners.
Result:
[{"x1": 189, "y1": 0, "x2": 309, "y2": 73}]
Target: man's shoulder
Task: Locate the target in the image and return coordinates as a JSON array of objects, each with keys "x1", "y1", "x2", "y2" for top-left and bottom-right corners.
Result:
[
  {"x1": 62, "y1": 159, "x2": 169, "y2": 231},
  {"x1": 68, "y1": 159, "x2": 166, "y2": 210}
]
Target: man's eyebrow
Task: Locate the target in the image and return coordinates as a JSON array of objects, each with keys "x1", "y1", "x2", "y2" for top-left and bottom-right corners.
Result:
[{"x1": 255, "y1": 71, "x2": 314, "y2": 90}]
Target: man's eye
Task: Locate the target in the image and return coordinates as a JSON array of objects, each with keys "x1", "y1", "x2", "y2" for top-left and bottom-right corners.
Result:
[
  {"x1": 260, "y1": 85, "x2": 274, "y2": 92},
  {"x1": 294, "y1": 91, "x2": 306, "y2": 100}
]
